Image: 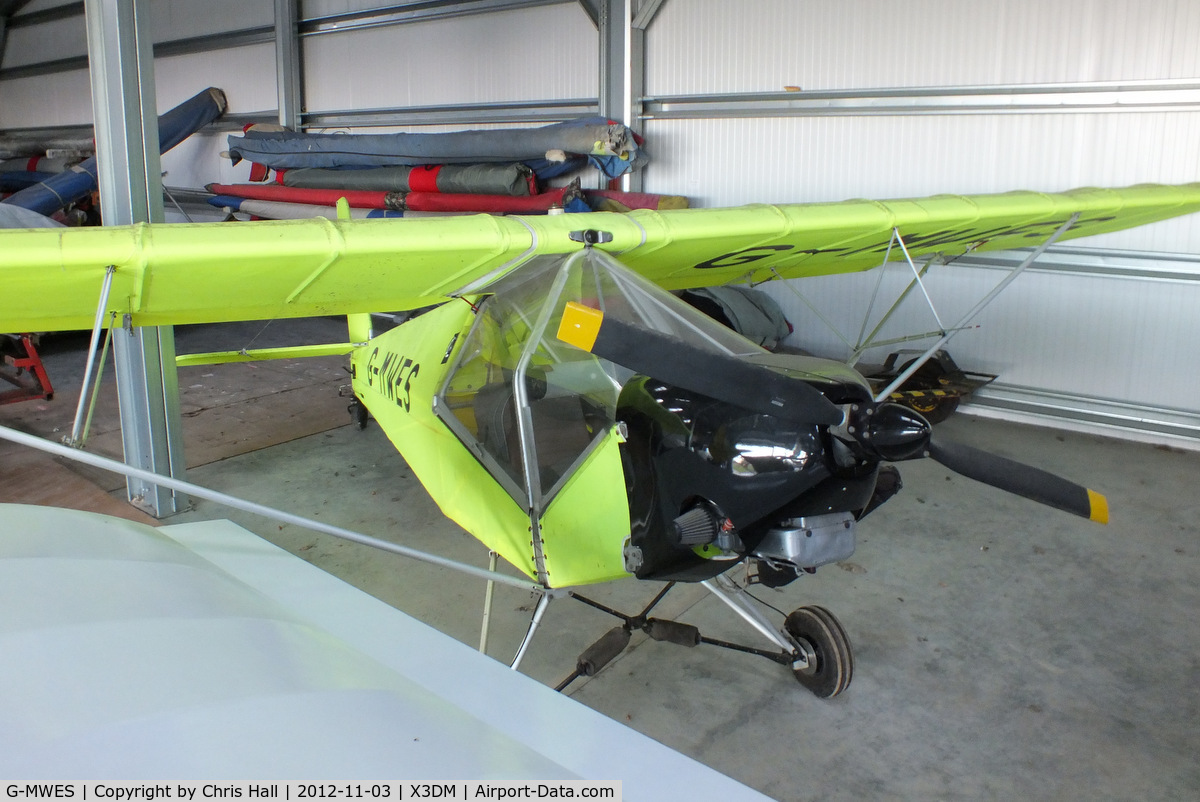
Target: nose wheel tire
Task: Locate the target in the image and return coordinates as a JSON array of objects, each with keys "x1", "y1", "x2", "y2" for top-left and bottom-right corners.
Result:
[
  {"x1": 348, "y1": 398, "x2": 369, "y2": 430},
  {"x1": 785, "y1": 605, "x2": 853, "y2": 698}
]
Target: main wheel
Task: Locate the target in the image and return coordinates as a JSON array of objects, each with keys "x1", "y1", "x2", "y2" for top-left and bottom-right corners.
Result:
[{"x1": 785, "y1": 605, "x2": 853, "y2": 698}]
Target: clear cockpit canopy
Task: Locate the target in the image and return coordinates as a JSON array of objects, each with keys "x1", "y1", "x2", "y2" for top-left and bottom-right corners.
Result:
[{"x1": 436, "y1": 246, "x2": 768, "y2": 509}]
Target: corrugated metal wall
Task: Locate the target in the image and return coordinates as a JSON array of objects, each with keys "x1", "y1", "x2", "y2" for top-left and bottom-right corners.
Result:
[
  {"x1": 646, "y1": 0, "x2": 1200, "y2": 91},
  {"x1": 302, "y1": 5, "x2": 595, "y2": 110},
  {"x1": 641, "y1": 0, "x2": 1200, "y2": 442},
  {"x1": 0, "y1": 1, "x2": 277, "y2": 124}
]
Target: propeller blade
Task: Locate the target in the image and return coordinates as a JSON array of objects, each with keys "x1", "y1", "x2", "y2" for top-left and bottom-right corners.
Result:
[
  {"x1": 557, "y1": 302, "x2": 844, "y2": 426},
  {"x1": 927, "y1": 439, "x2": 1109, "y2": 523}
]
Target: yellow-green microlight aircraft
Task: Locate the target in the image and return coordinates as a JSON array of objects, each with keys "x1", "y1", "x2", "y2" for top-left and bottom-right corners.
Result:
[{"x1": 3, "y1": 182, "x2": 1199, "y2": 697}]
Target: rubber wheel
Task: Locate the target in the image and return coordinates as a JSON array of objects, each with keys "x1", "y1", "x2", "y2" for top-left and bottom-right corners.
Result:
[
  {"x1": 348, "y1": 398, "x2": 369, "y2": 430},
  {"x1": 785, "y1": 605, "x2": 853, "y2": 698},
  {"x1": 808, "y1": 605, "x2": 853, "y2": 689}
]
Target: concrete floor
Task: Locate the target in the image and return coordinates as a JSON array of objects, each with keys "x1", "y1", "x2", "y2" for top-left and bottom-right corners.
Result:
[{"x1": 3, "y1": 321, "x2": 1198, "y2": 800}]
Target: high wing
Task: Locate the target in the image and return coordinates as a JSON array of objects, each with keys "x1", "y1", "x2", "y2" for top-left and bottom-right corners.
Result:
[{"x1": 1, "y1": 182, "x2": 1199, "y2": 333}]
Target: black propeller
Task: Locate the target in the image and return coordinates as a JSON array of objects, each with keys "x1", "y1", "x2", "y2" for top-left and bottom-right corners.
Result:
[
  {"x1": 847, "y1": 402, "x2": 1108, "y2": 523},
  {"x1": 925, "y1": 438, "x2": 1108, "y2": 523},
  {"x1": 558, "y1": 301, "x2": 844, "y2": 427},
  {"x1": 557, "y1": 301, "x2": 1108, "y2": 524}
]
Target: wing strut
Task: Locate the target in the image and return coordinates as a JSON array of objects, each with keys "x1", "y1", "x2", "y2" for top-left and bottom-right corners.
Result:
[
  {"x1": 0, "y1": 424, "x2": 542, "y2": 593},
  {"x1": 766, "y1": 214, "x2": 1081, "y2": 404},
  {"x1": 851, "y1": 230, "x2": 945, "y2": 361},
  {"x1": 770, "y1": 231, "x2": 976, "y2": 361},
  {"x1": 64, "y1": 265, "x2": 117, "y2": 449},
  {"x1": 871, "y1": 213, "x2": 1078, "y2": 402}
]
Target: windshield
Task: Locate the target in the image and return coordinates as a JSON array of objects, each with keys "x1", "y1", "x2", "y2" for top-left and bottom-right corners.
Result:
[{"x1": 436, "y1": 246, "x2": 768, "y2": 508}]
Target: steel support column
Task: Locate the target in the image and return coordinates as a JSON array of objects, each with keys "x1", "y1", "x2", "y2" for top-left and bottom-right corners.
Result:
[
  {"x1": 598, "y1": 0, "x2": 629, "y2": 125},
  {"x1": 624, "y1": 9, "x2": 646, "y2": 192},
  {"x1": 274, "y1": 0, "x2": 302, "y2": 130},
  {"x1": 598, "y1": 0, "x2": 663, "y2": 191},
  {"x1": 597, "y1": 0, "x2": 630, "y2": 189},
  {"x1": 84, "y1": 0, "x2": 187, "y2": 516}
]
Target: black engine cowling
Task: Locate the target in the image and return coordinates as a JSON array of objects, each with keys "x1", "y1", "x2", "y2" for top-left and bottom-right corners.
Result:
[{"x1": 617, "y1": 375, "x2": 886, "y2": 581}]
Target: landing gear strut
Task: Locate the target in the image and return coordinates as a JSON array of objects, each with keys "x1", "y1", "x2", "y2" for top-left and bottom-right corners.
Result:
[{"x1": 557, "y1": 577, "x2": 854, "y2": 698}]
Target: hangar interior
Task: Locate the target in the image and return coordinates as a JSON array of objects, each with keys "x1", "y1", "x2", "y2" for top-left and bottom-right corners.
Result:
[{"x1": 1, "y1": 1, "x2": 1198, "y2": 798}]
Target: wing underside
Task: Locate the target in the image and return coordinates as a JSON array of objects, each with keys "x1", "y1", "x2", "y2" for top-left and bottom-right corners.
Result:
[{"x1": 1, "y1": 182, "x2": 1198, "y2": 333}]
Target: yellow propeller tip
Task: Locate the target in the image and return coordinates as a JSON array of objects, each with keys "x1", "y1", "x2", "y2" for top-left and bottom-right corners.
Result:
[{"x1": 1087, "y1": 489, "x2": 1109, "y2": 524}]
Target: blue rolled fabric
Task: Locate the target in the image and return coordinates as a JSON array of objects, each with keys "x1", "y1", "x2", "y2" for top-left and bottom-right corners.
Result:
[
  {"x1": 227, "y1": 117, "x2": 646, "y2": 178},
  {"x1": 2, "y1": 87, "x2": 226, "y2": 216},
  {"x1": 1, "y1": 162, "x2": 98, "y2": 216},
  {"x1": 0, "y1": 171, "x2": 56, "y2": 192}
]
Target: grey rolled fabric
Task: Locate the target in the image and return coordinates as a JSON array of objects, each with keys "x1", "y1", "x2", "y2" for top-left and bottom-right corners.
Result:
[
  {"x1": 278, "y1": 163, "x2": 535, "y2": 196},
  {"x1": 227, "y1": 117, "x2": 644, "y2": 174}
]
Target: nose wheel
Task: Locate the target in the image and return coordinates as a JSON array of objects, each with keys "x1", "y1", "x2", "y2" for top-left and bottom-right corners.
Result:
[
  {"x1": 348, "y1": 397, "x2": 369, "y2": 430},
  {"x1": 558, "y1": 583, "x2": 856, "y2": 699},
  {"x1": 785, "y1": 605, "x2": 853, "y2": 698}
]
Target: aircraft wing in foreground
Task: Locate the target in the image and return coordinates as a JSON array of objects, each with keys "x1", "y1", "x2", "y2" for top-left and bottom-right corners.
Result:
[{"x1": 0, "y1": 503, "x2": 768, "y2": 795}]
